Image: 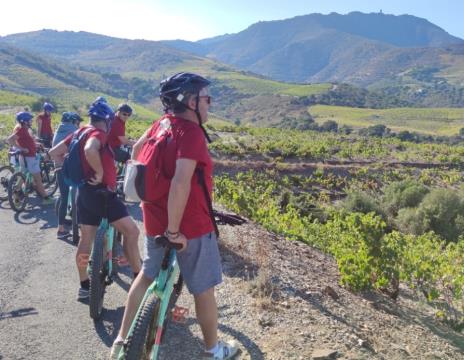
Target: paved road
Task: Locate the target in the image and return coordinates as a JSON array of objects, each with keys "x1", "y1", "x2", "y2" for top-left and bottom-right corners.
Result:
[
  {"x1": 0, "y1": 197, "x2": 209, "y2": 360},
  {"x1": 0, "y1": 197, "x2": 134, "y2": 359}
]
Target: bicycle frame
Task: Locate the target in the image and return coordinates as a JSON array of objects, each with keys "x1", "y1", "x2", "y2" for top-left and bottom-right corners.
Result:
[
  {"x1": 11, "y1": 153, "x2": 34, "y2": 191},
  {"x1": 122, "y1": 247, "x2": 180, "y2": 359}
]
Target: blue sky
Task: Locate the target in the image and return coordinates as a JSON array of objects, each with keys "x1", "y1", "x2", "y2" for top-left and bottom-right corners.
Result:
[{"x1": 1, "y1": 0, "x2": 462, "y2": 41}]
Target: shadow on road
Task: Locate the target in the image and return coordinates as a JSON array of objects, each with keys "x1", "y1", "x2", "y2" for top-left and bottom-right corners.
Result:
[
  {"x1": 0, "y1": 307, "x2": 38, "y2": 320},
  {"x1": 94, "y1": 306, "x2": 125, "y2": 347}
]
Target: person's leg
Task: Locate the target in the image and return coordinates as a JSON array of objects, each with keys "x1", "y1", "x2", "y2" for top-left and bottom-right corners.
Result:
[
  {"x1": 56, "y1": 170, "x2": 69, "y2": 232},
  {"x1": 77, "y1": 224, "x2": 98, "y2": 281},
  {"x1": 112, "y1": 216, "x2": 141, "y2": 274},
  {"x1": 194, "y1": 287, "x2": 218, "y2": 349},
  {"x1": 31, "y1": 172, "x2": 48, "y2": 197},
  {"x1": 117, "y1": 273, "x2": 152, "y2": 338}
]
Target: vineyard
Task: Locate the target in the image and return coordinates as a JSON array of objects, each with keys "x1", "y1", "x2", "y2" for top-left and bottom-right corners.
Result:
[{"x1": 208, "y1": 123, "x2": 464, "y2": 330}]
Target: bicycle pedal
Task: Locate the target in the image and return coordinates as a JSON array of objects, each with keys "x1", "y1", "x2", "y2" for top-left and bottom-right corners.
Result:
[{"x1": 171, "y1": 306, "x2": 189, "y2": 323}]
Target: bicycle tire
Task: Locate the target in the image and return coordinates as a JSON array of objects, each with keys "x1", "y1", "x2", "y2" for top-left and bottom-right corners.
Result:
[
  {"x1": 41, "y1": 165, "x2": 58, "y2": 196},
  {"x1": 89, "y1": 227, "x2": 107, "y2": 319},
  {"x1": 71, "y1": 191, "x2": 79, "y2": 245},
  {"x1": 8, "y1": 172, "x2": 28, "y2": 212},
  {"x1": 0, "y1": 165, "x2": 14, "y2": 201},
  {"x1": 124, "y1": 292, "x2": 160, "y2": 360},
  {"x1": 111, "y1": 230, "x2": 121, "y2": 276}
]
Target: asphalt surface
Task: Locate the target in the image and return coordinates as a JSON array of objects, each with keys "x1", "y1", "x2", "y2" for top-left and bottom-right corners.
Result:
[{"x1": 0, "y1": 197, "x2": 205, "y2": 360}]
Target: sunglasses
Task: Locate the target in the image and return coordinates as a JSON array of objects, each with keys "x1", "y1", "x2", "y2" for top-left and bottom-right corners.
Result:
[
  {"x1": 198, "y1": 96, "x2": 212, "y2": 105},
  {"x1": 120, "y1": 112, "x2": 131, "y2": 117}
]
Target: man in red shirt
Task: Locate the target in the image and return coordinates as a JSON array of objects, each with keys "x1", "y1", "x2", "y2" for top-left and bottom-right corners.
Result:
[
  {"x1": 108, "y1": 103, "x2": 135, "y2": 163},
  {"x1": 110, "y1": 73, "x2": 238, "y2": 359},
  {"x1": 49, "y1": 101, "x2": 142, "y2": 300},
  {"x1": 7, "y1": 111, "x2": 54, "y2": 205},
  {"x1": 36, "y1": 102, "x2": 54, "y2": 147}
]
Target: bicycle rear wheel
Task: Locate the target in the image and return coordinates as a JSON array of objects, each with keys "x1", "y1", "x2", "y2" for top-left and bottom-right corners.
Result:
[
  {"x1": 125, "y1": 292, "x2": 161, "y2": 360},
  {"x1": 8, "y1": 172, "x2": 28, "y2": 212},
  {"x1": 89, "y1": 227, "x2": 107, "y2": 319},
  {"x1": 0, "y1": 165, "x2": 14, "y2": 201},
  {"x1": 41, "y1": 163, "x2": 58, "y2": 196}
]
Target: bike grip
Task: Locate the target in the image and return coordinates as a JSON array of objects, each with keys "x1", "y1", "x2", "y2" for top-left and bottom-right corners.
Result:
[{"x1": 154, "y1": 235, "x2": 183, "y2": 250}]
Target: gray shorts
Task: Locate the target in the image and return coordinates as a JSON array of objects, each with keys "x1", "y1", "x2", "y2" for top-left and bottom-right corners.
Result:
[{"x1": 142, "y1": 232, "x2": 222, "y2": 295}]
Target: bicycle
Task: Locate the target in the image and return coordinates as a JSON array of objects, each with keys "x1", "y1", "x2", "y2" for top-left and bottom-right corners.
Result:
[
  {"x1": 37, "y1": 145, "x2": 58, "y2": 196},
  {"x1": 84, "y1": 189, "x2": 122, "y2": 319},
  {"x1": 0, "y1": 163, "x2": 14, "y2": 201},
  {"x1": 7, "y1": 150, "x2": 38, "y2": 212},
  {"x1": 121, "y1": 235, "x2": 184, "y2": 360},
  {"x1": 54, "y1": 184, "x2": 79, "y2": 244},
  {"x1": 115, "y1": 145, "x2": 132, "y2": 201}
]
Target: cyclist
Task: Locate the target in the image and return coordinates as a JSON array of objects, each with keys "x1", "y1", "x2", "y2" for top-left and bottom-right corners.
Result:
[
  {"x1": 107, "y1": 103, "x2": 135, "y2": 163},
  {"x1": 110, "y1": 73, "x2": 238, "y2": 359},
  {"x1": 6, "y1": 112, "x2": 54, "y2": 205},
  {"x1": 49, "y1": 101, "x2": 142, "y2": 300},
  {"x1": 36, "y1": 102, "x2": 55, "y2": 147},
  {"x1": 52, "y1": 112, "x2": 82, "y2": 239}
]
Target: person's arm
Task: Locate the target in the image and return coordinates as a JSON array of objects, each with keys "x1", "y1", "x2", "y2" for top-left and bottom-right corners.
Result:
[
  {"x1": 6, "y1": 133, "x2": 29, "y2": 153},
  {"x1": 166, "y1": 158, "x2": 197, "y2": 251},
  {"x1": 49, "y1": 140, "x2": 68, "y2": 164},
  {"x1": 84, "y1": 137, "x2": 103, "y2": 185},
  {"x1": 131, "y1": 128, "x2": 151, "y2": 160}
]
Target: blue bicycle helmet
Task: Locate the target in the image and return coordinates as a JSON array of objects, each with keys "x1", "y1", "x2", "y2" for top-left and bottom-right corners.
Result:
[
  {"x1": 94, "y1": 96, "x2": 107, "y2": 104},
  {"x1": 43, "y1": 102, "x2": 55, "y2": 112},
  {"x1": 117, "y1": 103, "x2": 133, "y2": 115},
  {"x1": 61, "y1": 112, "x2": 82, "y2": 124},
  {"x1": 88, "y1": 101, "x2": 114, "y2": 131},
  {"x1": 16, "y1": 111, "x2": 34, "y2": 125}
]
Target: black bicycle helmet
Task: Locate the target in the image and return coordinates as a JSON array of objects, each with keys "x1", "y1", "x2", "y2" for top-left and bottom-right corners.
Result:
[
  {"x1": 159, "y1": 72, "x2": 211, "y2": 142},
  {"x1": 159, "y1": 72, "x2": 210, "y2": 113},
  {"x1": 117, "y1": 103, "x2": 133, "y2": 115}
]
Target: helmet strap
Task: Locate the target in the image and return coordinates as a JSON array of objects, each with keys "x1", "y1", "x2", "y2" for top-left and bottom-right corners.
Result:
[{"x1": 194, "y1": 95, "x2": 212, "y2": 143}]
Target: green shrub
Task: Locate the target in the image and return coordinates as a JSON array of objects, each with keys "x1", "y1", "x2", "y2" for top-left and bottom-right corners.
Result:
[
  {"x1": 415, "y1": 189, "x2": 464, "y2": 242},
  {"x1": 382, "y1": 180, "x2": 429, "y2": 216},
  {"x1": 341, "y1": 191, "x2": 384, "y2": 219}
]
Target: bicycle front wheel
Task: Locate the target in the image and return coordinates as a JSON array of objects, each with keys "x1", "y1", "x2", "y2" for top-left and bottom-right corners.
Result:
[
  {"x1": 0, "y1": 165, "x2": 14, "y2": 201},
  {"x1": 125, "y1": 292, "x2": 161, "y2": 360},
  {"x1": 8, "y1": 172, "x2": 28, "y2": 212},
  {"x1": 89, "y1": 227, "x2": 107, "y2": 319}
]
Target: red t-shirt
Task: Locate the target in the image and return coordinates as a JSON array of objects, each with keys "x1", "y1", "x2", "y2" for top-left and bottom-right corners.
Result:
[
  {"x1": 37, "y1": 113, "x2": 53, "y2": 136},
  {"x1": 108, "y1": 116, "x2": 125, "y2": 149},
  {"x1": 64, "y1": 126, "x2": 117, "y2": 190},
  {"x1": 141, "y1": 115, "x2": 214, "y2": 240},
  {"x1": 14, "y1": 125, "x2": 36, "y2": 157}
]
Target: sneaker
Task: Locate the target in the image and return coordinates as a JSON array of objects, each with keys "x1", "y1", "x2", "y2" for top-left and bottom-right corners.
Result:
[
  {"x1": 77, "y1": 287, "x2": 89, "y2": 300},
  {"x1": 42, "y1": 197, "x2": 54, "y2": 205},
  {"x1": 109, "y1": 340, "x2": 124, "y2": 359},
  {"x1": 57, "y1": 230, "x2": 70, "y2": 239},
  {"x1": 203, "y1": 340, "x2": 239, "y2": 359}
]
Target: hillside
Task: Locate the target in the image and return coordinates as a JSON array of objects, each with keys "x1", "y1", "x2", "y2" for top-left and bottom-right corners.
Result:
[{"x1": 160, "y1": 12, "x2": 464, "y2": 99}]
